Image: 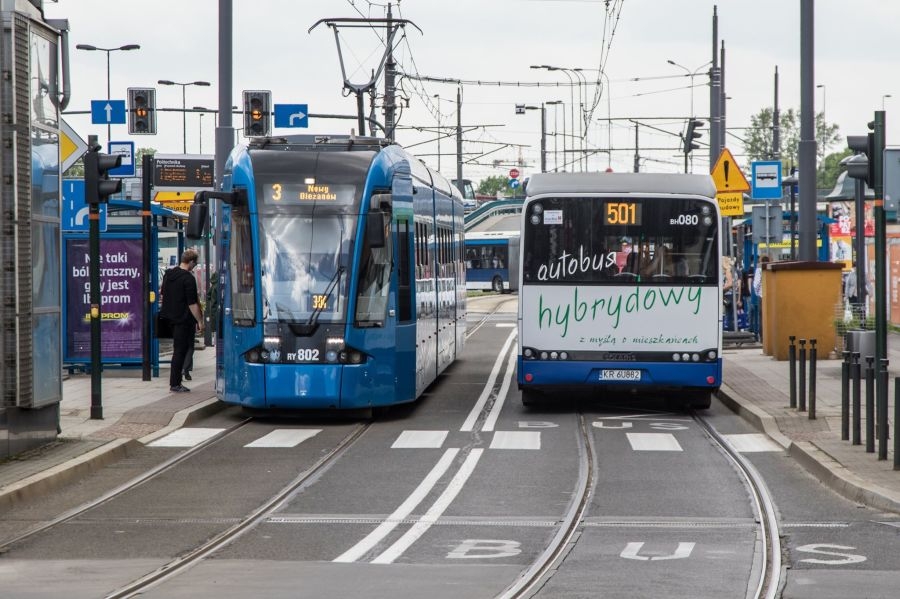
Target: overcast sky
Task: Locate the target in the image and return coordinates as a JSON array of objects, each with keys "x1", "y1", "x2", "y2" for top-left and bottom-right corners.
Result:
[{"x1": 46, "y1": 0, "x2": 900, "y2": 183}]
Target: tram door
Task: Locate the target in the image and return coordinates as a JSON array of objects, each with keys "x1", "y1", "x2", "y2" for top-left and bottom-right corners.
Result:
[{"x1": 392, "y1": 175, "x2": 416, "y2": 402}]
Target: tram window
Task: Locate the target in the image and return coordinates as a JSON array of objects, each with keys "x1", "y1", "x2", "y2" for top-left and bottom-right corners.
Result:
[
  {"x1": 355, "y1": 212, "x2": 392, "y2": 326},
  {"x1": 230, "y1": 206, "x2": 255, "y2": 324},
  {"x1": 397, "y1": 220, "x2": 412, "y2": 322}
]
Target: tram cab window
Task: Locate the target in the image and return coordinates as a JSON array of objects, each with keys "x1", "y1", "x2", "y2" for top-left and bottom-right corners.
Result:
[{"x1": 355, "y1": 211, "x2": 392, "y2": 326}]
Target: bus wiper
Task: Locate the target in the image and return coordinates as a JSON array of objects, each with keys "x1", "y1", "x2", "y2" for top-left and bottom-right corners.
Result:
[{"x1": 292, "y1": 266, "x2": 345, "y2": 336}]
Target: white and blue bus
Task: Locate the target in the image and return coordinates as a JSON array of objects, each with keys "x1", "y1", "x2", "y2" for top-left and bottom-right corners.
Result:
[
  {"x1": 516, "y1": 172, "x2": 722, "y2": 409},
  {"x1": 465, "y1": 230, "x2": 520, "y2": 293}
]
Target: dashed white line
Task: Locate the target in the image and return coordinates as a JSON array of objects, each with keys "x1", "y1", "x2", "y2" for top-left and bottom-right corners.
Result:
[
  {"x1": 391, "y1": 430, "x2": 448, "y2": 449},
  {"x1": 490, "y1": 431, "x2": 541, "y2": 450},
  {"x1": 245, "y1": 429, "x2": 322, "y2": 448},
  {"x1": 626, "y1": 432, "x2": 683, "y2": 452},
  {"x1": 147, "y1": 428, "x2": 223, "y2": 447}
]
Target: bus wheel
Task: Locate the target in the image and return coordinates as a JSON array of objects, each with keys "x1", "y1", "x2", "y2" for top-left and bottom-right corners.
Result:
[
  {"x1": 522, "y1": 388, "x2": 542, "y2": 407},
  {"x1": 685, "y1": 391, "x2": 712, "y2": 410},
  {"x1": 492, "y1": 276, "x2": 503, "y2": 293}
]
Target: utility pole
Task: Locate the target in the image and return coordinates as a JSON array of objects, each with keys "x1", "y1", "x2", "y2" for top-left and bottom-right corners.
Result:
[
  {"x1": 798, "y1": 0, "x2": 817, "y2": 262},
  {"x1": 456, "y1": 86, "x2": 463, "y2": 195},
  {"x1": 384, "y1": 3, "x2": 396, "y2": 140},
  {"x1": 633, "y1": 122, "x2": 640, "y2": 173},
  {"x1": 709, "y1": 6, "x2": 721, "y2": 167},
  {"x1": 772, "y1": 66, "x2": 780, "y2": 160}
]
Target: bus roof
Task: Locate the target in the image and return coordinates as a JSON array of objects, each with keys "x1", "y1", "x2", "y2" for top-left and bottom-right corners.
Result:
[{"x1": 525, "y1": 172, "x2": 716, "y2": 199}]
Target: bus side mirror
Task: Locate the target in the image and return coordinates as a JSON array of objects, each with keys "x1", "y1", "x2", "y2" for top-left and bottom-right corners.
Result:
[
  {"x1": 367, "y1": 211, "x2": 386, "y2": 248},
  {"x1": 185, "y1": 202, "x2": 208, "y2": 239}
]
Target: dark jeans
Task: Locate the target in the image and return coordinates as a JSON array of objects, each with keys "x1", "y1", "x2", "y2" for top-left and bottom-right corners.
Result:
[
  {"x1": 183, "y1": 339, "x2": 194, "y2": 373},
  {"x1": 170, "y1": 320, "x2": 196, "y2": 387}
]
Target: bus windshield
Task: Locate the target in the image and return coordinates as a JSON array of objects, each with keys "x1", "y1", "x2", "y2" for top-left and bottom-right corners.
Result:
[
  {"x1": 522, "y1": 196, "x2": 718, "y2": 285},
  {"x1": 259, "y1": 213, "x2": 354, "y2": 323}
]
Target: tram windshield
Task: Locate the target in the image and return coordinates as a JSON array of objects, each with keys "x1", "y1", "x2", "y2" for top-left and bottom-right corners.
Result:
[
  {"x1": 522, "y1": 196, "x2": 719, "y2": 285},
  {"x1": 259, "y1": 213, "x2": 353, "y2": 323}
]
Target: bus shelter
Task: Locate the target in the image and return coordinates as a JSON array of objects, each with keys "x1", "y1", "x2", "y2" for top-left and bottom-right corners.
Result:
[{"x1": 62, "y1": 198, "x2": 187, "y2": 376}]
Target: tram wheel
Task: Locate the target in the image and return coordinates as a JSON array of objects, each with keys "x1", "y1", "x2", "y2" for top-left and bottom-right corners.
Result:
[{"x1": 492, "y1": 276, "x2": 503, "y2": 293}]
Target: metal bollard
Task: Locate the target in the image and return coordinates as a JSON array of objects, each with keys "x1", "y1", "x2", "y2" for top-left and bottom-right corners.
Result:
[
  {"x1": 808, "y1": 339, "x2": 817, "y2": 419},
  {"x1": 852, "y1": 352, "x2": 861, "y2": 446},
  {"x1": 878, "y1": 359, "x2": 889, "y2": 460},
  {"x1": 798, "y1": 339, "x2": 807, "y2": 412},
  {"x1": 841, "y1": 351, "x2": 850, "y2": 441},
  {"x1": 788, "y1": 336, "x2": 797, "y2": 409},
  {"x1": 865, "y1": 357, "x2": 875, "y2": 453}
]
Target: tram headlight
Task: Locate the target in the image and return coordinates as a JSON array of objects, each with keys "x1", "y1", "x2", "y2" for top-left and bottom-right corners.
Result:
[
  {"x1": 247, "y1": 349, "x2": 260, "y2": 363},
  {"x1": 326, "y1": 350, "x2": 338, "y2": 362},
  {"x1": 326, "y1": 337, "x2": 346, "y2": 351}
]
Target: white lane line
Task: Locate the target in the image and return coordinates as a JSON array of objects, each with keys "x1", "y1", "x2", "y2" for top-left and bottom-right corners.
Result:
[
  {"x1": 391, "y1": 430, "x2": 448, "y2": 449},
  {"x1": 245, "y1": 429, "x2": 322, "y2": 448},
  {"x1": 333, "y1": 448, "x2": 459, "y2": 563},
  {"x1": 626, "y1": 432, "x2": 683, "y2": 452},
  {"x1": 147, "y1": 427, "x2": 223, "y2": 447},
  {"x1": 495, "y1": 323, "x2": 516, "y2": 328},
  {"x1": 482, "y1": 340, "x2": 519, "y2": 432},
  {"x1": 371, "y1": 448, "x2": 484, "y2": 564},
  {"x1": 722, "y1": 433, "x2": 782, "y2": 453},
  {"x1": 460, "y1": 328, "x2": 517, "y2": 432},
  {"x1": 490, "y1": 431, "x2": 541, "y2": 450}
]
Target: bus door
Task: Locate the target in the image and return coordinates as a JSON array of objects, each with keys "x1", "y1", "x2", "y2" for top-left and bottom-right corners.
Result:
[{"x1": 392, "y1": 176, "x2": 416, "y2": 402}]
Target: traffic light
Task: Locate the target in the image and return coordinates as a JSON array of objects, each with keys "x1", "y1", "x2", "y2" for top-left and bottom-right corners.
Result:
[
  {"x1": 846, "y1": 132, "x2": 875, "y2": 186},
  {"x1": 84, "y1": 144, "x2": 122, "y2": 204},
  {"x1": 243, "y1": 90, "x2": 271, "y2": 137},
  {"x1": 127, "y1": 87, "x2": 156, "y2": 134},
  {"x1": 683, "y1": 119, "x2": 704, "y2": 154}
]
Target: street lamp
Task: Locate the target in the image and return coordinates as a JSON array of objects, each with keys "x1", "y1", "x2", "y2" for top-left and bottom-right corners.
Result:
[
  {"x1": 532, "y1": 65, "x2": 579, "y2": 171},
  {"x1": 193, "y1": 106, "x2": 209, "y2": 154},
  {"x1": 158, "y1": 79, "x2": 212, "y2": 153},
  {"x1": 882, "y1": 94, "x2": 892, "y2": 110},
  {"x1": 666, "y1": 59, "x2": 711, "y2": 118},
  {"x1": 75, "y1": 43, "x2": 140, "y2": 145},
  {"x1": 545, "y1": 100, "x2": 563, "y2": 172},
  {"x1": 518, "y1": 104, "x2": 548, "y2": 172}
]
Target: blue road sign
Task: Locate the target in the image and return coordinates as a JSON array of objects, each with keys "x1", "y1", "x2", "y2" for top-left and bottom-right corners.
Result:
[
  {"x1": 751, "y1": 160, "x2": 782, "y2": 200},
  {"x1": 62, "y1": 179, "x2": 107, "y2": 232},
  {"x1": 509, "y1": 178, "x2": 520, "y2": 189},
  {"x1": 108, "y1": 141, "x2": 135, "y2": 177},
  {"x1": 91, "y1": 100, "x2": 127, "y2": 125},
  {"x1": 274, "y1": 104, "x2": 309, "y2": 128}
]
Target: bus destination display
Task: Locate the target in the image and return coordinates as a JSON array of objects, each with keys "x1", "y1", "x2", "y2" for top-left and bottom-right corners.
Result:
[{"x1": 603, "y1": 201, "x2": 642, "y2": 225}]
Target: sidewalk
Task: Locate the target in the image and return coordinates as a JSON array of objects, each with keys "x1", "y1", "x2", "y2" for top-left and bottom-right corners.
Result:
[
  {"x1": 719, "y1": 334, "x2": 900, "y2": 514},
  {"x1": 0, "y1": 343, "x2": 222, "y2": 511}
]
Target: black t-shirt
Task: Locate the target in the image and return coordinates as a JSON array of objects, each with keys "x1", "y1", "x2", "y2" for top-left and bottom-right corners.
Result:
[{"x1": 160, "y1": 267, "x2": 199, "y2": 324}]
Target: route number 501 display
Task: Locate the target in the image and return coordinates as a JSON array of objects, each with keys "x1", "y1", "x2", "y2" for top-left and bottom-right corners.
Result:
[{"x1": 604, "y1": 202, "x2": 642, "y2": 225}]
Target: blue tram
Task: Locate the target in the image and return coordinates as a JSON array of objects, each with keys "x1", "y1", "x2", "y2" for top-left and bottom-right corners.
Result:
[{"x1": 188, "y1": 135, "x2": 466, "y2": 409}]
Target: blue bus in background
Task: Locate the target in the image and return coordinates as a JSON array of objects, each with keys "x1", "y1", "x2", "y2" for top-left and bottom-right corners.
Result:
[
  {"x1": 465, "y1": 230, "x2": 520, "y2": 293},
  {"x1": 187, "y1": 135, "x2": 466, "y2": 410}
]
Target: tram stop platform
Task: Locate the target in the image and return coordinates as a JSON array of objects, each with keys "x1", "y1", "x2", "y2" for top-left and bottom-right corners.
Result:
[{"x1": 3, "y1": 334, "x2": 900, "y2": 516}]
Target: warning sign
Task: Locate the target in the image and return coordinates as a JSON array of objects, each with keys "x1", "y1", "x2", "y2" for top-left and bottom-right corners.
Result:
[
  {"x1": 154, "y1": 190, "x2": 194, "y2": 214},
  {"x1": 711, "y1": 148, "x2": 750, "y2": 193},
  {"x1": 716, "y1": 191, "x2": 744, "y2": 217}
]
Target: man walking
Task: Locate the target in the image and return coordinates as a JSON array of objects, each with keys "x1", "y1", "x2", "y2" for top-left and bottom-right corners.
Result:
[{"x1": 160, "y1": 249, "x2": 203, "y2": 393}]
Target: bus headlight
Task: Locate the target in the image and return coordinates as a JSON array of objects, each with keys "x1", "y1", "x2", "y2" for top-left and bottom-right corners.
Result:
[
  {"x1": 672, "y1": 353, "x2": 681, "y2": 361},
  {"x1": 524, "y1": 348, "x2": 534, "y2": 358},
  {"x1": 560, "y1": 352, "x2": 568, "y2": 360},
  {"x1": 550, "y1": 351, "x2": 558, "y2": 359},
  {"x1": 708, "y1": 350, "x2": 717, "y2": 360},
  {"x1": 540, "y1": 351, "x2": 548, "y2": 360},
  {"x1": 691, "y1": 353, "x2": 700, "y2": 362}
]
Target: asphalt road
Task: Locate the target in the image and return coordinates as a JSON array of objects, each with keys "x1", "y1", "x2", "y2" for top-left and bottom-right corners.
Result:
[{"x1": 3, "y1": 295, "x2": 900, "y2": 599}]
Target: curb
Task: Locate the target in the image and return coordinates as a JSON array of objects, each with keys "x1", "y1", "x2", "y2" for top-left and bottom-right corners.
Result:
[
  {"x1": 0, "y1": 438, "x2": 139, "y2": 513},
  {"x1": 0, "y1": 397, "x2": 226, "y2": 513},
  {"x1": 716, "y1": 384, "x2": 900, "y2": 514}
]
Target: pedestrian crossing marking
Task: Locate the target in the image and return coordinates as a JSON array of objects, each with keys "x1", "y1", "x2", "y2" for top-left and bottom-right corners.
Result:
[
  {"x1": 626, "y1": 432, "x2": 683, "y2": 452},
  {"x1": 245, "y1": 429, "x2": 322, "y2": 448},
  {"x1": 722, "y1": 433, "x2": 782, "y2": 453},
  {"x1": 490, "y1": 431, "x2": 541, "y2": 450},
  {"x1": 392, "y1": 430, "x2": 448, "y2": 449},
  {"x1": 148, "y1": 427, "x2": 223, "y2": 447}
]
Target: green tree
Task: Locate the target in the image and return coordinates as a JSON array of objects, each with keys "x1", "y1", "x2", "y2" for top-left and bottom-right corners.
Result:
[
  {"x1": 817, "y1": 148, "x2": 852, "y2": 190},
  {"x1": 477, "y1": 175, "x2": 510, "y2": 198},
  {"x1": 742, "y1": 107, "x2": 840, "y2": 169}
]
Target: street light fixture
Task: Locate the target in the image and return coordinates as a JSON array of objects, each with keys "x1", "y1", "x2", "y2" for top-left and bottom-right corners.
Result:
[
  {"x1": 158, "y1": 79, "x2": 212, "y2": 153},
  {"x1": 882, "y1": 94, "x2": 892, "y2": 111},
  {"x1": 666, "y1": 59, "x2": 711, "y2": 118},
  {"x1": 75, "y1": 43, "x2": 141, "y2": 145},
  {"x1": 545, "y1": 100, "x2": 563, "y2": 172},
  {"x1": 193, "y1": 106, "x2": 209, "y2": 154},
  {"x1": 532, "y1": 65, "x2": 580, "y2": 171}
]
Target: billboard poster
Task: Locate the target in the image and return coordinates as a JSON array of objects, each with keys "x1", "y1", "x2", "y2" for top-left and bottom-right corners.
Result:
[{"x1": 65, "y1": 237, "x2": 144, "y2": 361}]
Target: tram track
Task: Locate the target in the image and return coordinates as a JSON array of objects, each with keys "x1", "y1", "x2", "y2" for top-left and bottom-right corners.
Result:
[
  {"x1": 104, "y1": 421, "x2": 372, "y2": 599},
  {"x1": 465, "y1": 294, "x2": 518, "y2": 340},
  {"x1": 0, "y1": 416, "x2": 254, "y2": 554},
  {"x1": 695, "y1": 413, "x2": 783, "y2": 599}
]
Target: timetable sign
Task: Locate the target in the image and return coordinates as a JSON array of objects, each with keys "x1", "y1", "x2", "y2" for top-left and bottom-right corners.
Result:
[{"x1": 152, "y1": 154, "x2": 214, "y2": 190}]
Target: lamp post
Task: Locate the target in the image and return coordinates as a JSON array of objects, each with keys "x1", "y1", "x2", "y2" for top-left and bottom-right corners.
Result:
[
  {"x1": 193, "y1": 106, "x2": 209, "y2": 154},
  {"x1": 158, "y1": 79, "x2": 212, "y2": 153},
  {"x1": 882, "y1": 94, "x2": 892, "y2": 111},
  {"x1": 75, "y1": 43, "x2": 140, "y2": 145},
  {"x1": 433, "y1": 94, "x2": 442, "y2": 171},
  {"x1": 532, "y1": 65, "x2": 579, "y2": 171},
  {"x1": 666, "y1": 59, "x2": 711, "y2": 118},
  {"x1": 545, "y1": 100, "x2": 562, "y2": 172},
  {"x1": 519, "y1": 104, "x2": 548, "y2": 172}
]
